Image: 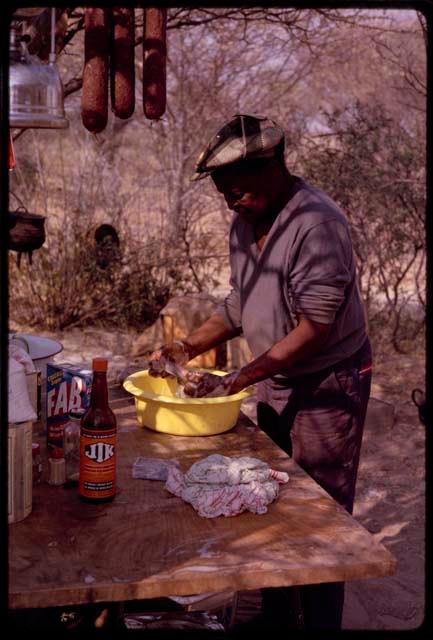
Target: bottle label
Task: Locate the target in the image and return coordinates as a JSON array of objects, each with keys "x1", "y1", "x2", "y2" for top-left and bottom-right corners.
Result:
[{"x1": 79, "y1": 428, "x2": 116, "y2": 499}]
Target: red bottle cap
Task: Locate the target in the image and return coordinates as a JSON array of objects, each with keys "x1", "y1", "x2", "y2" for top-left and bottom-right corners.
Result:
[
  {"x1": 51, "y1": 447, "x2": 64, "y2": 459},
  {"x1": 92, "y1": 357, "x2": 108, "y2": 372}
]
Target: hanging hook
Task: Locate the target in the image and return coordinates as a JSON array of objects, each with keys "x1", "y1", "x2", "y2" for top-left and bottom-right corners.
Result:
[
  {"x1": 9, "y1": 190, "x2": 29, "y2": 212},
  {"x1": 49, "y1": 7, "x2": 56, "y2": 65}
]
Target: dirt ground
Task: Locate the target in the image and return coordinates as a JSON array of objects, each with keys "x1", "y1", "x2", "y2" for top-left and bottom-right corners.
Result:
[
  {"x1": 342, "y1": 347, "x2": 426, "y2": 630},
  {"x1": 10, "y1": 324, "x2": 426, "y2": 631}
]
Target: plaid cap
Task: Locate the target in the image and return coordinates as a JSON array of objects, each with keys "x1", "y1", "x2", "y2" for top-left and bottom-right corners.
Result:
[{"x1": 191, "y1": 114, "x2": 285, "y2": 181}]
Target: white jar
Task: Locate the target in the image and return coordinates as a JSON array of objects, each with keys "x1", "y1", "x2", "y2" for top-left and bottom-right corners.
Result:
[{"x1": 48, "y1": 448, "x2": 66, "y2": 486}]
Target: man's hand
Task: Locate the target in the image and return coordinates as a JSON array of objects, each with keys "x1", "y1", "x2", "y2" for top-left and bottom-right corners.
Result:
[
  {"x1": 183, "y1": 370, "x2": 244, "y2": 398},
  {"x1": 147, "y1": 313, "x2": 239, "y2": 381},
  {"x1": 148, "y1": 340, "x2": 190, "y2": 376}
]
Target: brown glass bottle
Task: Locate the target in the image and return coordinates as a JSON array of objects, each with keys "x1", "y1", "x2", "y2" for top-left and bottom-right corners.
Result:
[{"x1": 79, "y1": 358, "x2": 117, "y2": 503}]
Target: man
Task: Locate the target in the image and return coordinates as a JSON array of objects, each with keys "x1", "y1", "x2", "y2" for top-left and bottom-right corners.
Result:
[{"x1": 149, "y1": 114, "x2": 372, "y2": 630}]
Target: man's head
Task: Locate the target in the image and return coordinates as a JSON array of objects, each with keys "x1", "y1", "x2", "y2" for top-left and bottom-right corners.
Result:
[
  {"x1": 192, "y1": 114, "x2": 291, "y2": 224},
  {"x1": 211, "y1": 156, "x2": 290, "y2": 225}
]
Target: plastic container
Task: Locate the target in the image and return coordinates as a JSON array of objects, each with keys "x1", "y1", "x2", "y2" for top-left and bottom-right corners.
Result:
[
  {"x1": 123, "y1": 369, "x2": 253, "y2": 436},
  {"x1": 64, "y1": 410, "x2": 84, "y2": 482}
]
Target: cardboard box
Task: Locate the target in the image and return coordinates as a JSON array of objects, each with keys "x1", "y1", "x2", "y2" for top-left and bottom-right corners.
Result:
[{"x1": 46, "y1": 363, "x2": 93, "y2": 453}]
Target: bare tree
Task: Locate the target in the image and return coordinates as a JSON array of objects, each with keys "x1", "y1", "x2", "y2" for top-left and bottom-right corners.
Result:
[
  {"x1": 298, "y1": 100, "x2": 425, "y2": 353},
  {"x1": 9, "y1": 8, "x2": 426, "y2": 345}
]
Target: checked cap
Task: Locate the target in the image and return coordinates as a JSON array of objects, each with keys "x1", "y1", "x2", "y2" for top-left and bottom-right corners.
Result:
[{"x1": 191, "y1": 114, "x2": 285, "y2": 181}]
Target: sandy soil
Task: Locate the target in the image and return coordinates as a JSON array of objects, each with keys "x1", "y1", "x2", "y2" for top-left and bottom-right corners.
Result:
[
  {"x1": 342, "y1": 349, "x2": 426, "y2": 630},
  {"x1": 10, "y1": 325, "x2": 426, "y2": 631}
]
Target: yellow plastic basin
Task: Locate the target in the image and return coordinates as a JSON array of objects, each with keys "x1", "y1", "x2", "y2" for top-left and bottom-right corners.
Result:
[{"x1": 123, "y1": 369, "x2": 253, "y2": 436}]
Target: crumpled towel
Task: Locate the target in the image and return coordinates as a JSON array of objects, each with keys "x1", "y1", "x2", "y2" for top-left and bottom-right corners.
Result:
[{"x1": 165, "y1": 454, "x2": 289, "y2": 518}]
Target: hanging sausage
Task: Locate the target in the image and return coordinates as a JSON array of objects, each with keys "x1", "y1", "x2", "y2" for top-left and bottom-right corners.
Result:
[
  {"x1": 81, "y1": 8, "x2": 109, "y2": 133},
  {"x1": 110, "y1": 7, "x2": 135, "y2": 119},
  {"x1": 142, "y1": 8, "x2": 167, "y2": 120}
]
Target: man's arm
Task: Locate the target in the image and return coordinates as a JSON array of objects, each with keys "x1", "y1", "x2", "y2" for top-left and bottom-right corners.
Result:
[
  {"x1": 148, "y1": 311, "x2": 241, "y2": 373},
  {"x1": 231, "y1": 315, "x2": 331, "y2": 391},
  {"x1": 184, "y1": 315, "x2": 331, "y2": 397},
  {"x1": 183, "y1": 312, "x2": 242, "y2": 360}
]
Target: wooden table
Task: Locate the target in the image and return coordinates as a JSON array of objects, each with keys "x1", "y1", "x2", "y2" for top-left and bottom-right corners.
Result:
[{"x1": 8, "y1": 387, "x2": 396, "y2": 610}]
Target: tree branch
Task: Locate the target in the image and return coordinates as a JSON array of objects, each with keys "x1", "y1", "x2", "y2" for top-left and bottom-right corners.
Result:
[{"x1": 64, "y1": 76, "x2": 83, "y2": 98}]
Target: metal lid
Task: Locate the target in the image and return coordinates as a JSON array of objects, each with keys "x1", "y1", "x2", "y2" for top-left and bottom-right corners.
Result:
[{"x1": 9, "y1": 333, "x2": 63, "y2": 360}]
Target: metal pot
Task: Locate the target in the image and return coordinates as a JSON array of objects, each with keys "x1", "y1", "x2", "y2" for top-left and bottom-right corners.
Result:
[{"x1": 9, "y1": 209, "x2": 46, "y2": 253}]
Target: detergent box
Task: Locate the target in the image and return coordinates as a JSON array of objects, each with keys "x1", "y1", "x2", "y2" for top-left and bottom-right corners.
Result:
[{"x1": 46, "y1": 363, "x2": 93, "y2": 453}]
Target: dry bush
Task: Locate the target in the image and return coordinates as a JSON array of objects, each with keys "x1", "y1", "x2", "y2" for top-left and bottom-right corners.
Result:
[{"x1": 8, "y1": 221, "x2": 186, "y2": 331}]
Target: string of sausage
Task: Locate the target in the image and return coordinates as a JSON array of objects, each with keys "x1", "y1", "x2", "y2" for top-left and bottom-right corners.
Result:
[
  {"x1": 143, "y1": 8, "x2": 167, "y2": 120},
  {"x1": 81, "y1": 8, "x2": 109, "y2": 133},
  {"x1": 110, "y1": 7, "x2": 135, "y2": 120},
  {"x1": 82, "y1": 8, "x2": 167, "y2": 132}
]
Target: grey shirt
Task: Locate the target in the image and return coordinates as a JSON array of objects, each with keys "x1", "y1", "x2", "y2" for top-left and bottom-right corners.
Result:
[{"x1": 216, "y1": 177, "x2": 368, "y2": 380}]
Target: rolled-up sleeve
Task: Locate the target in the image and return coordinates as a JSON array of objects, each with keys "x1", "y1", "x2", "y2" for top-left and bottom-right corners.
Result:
[
  {"x1": 290, "y1": 219, "x2": 352, "y2": 324},
  {"x1": 215, "y1": 274, "x2": 242, "y2": 332}
]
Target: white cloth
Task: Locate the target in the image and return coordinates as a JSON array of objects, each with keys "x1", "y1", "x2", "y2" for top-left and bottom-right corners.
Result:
[
  {"x1": 9, "y1": 343, "x2": 36, "y2": 374},
  {"x1": 8, "y1": 345, "x2": 37, "y2": 424},
  {"x1": 165, "y1": 454, "x2": 289, "y2": 518}
]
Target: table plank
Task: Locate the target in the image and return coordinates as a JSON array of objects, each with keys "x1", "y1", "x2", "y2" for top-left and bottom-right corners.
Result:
[{"x1": 8, "y1": 388, "x2": 396, "y2": 609}]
